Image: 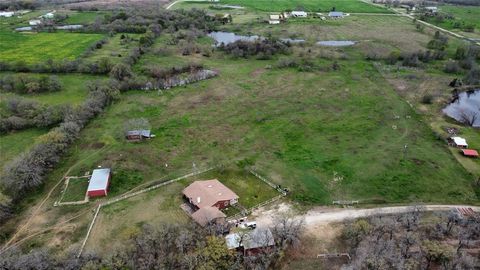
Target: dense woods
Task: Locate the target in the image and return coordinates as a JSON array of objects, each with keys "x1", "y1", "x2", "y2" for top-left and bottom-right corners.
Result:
[
  {"x1": 342, "y1": 208, "x2": 480, "y2": 269},
  {"x1": 0, "y1": 217, "x2": 303, "y2": 269}
]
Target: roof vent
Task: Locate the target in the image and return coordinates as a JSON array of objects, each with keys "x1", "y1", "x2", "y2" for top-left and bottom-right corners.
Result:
[
  {"x1": 197, "y1": 197, "x2": 201, "y2": 203},
  {"x1": 207, "y1": 185, "x2": 213, "y2": 188},
  {"x1": 218, "y1": 192, "x2": 222, "y2": 195}
]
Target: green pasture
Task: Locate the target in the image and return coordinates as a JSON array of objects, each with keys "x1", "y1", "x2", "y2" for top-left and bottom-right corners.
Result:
[
  {"x1": 0, "y1": 128, "x2": 48, "y2": 170},
  {"x1": 63, "y1": 11, "x2": 106, "y2": 25},
  {"x1": 84, "y1": 33, "x2": 142, "y2": 65},
  {"x1": 0, "y1": 73, "x2": 105, "y2": 106},
  {"x1": 62, "y1": 178, "x2": 88, "y2": 202},
  {"x1": 45, "y1": 51, "x2": 477, "y2": 205},
  {"x1": 0, "y1": 31, "x2": 104, "y2": 64},
  {"x1": 420, "y1": 6, "x2": 480, "y2": 37},
  {"x1": 219, "y1": 0, "x2": 392, "y2": 13}
]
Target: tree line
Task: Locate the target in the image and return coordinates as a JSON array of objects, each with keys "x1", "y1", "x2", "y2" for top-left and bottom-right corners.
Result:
[
  {"x1": 341, "y1": 207, "x2": 480, "y2": 269},
  {"x1": 0, "y1": 98, "x2": 67, "y2": 134},
  {"x1": 0, "y1": 216, "x2": 303, "y2": 270},
  {"x1": 0, "y1": 74, "x2": 62, "y2": 94}
]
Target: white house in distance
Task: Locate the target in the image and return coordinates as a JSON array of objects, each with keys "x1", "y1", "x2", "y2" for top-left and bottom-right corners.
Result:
[
  {"x1": 291, "y1": 11, "x2": 307, "y2": 17},
  {"x1": 269, "y1": 14, "x2": 280, "y2": 24},
  {"x1": 448, "y1": 137, "x2": 468, "y2": 148},
  {"x1": 42, "y1": 12, "x2": 55, "y2": 19},
  {"x1": 328, "y1": 11, "x2": 344, "y2": 19},
  {"x1": 424, "y1": 6, "x2": 438, "y2": 13},
  {"x1": 29, "y1": 19, "x2": 42, "y2": 26},
  {"x1": 87, "y1": 168, "x2": 111, "y2": 197},
  {"x1": 0, "y1": 11, "x2": 14, "y2": 18}
]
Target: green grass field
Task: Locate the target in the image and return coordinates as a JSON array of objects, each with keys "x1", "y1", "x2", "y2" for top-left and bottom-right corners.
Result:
[
  {"x1": 63, "y1": 11, "x2": 106, "y2": 25},
  {"x1": 62, "y1": 178, "x2": 88, "y2": 202},
  {"x1": 47, "y1": 55, "x2": 477, "y2": 205},
  {"x1": 220, "y1": 0, "x2": 391, "y2": 13},
  {"x1": 84, "y1": 33, "x2": 142, "y2": 65},
  {"x1": 421, "y1": 6, "x2": 480, "y2": 36},
  {"x1": 0, "y1": 31, "x2": 104, "y2": 64},
  {"x1": 0, "y1": 73, "x2": 105, "y2": 106},
  {"x1": 0, "y1": 128, "x2": 48, "y2": 169}
]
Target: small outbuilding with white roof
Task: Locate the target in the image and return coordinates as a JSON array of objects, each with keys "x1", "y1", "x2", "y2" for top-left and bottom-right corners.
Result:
[
  {"x1": 448, "y1": 137, "x2": 468, "y2": 148},
  {"x1": 87, "y1": 168, "x2": 111, "y2": 197}
]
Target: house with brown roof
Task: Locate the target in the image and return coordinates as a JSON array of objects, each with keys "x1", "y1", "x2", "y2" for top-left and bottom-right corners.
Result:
[
  {"x1": 183, "y1": 179, "x2": 239, "y2": 227},
  {"x1": 183, "y1": 179, "x2": 239, "y2": 210}
]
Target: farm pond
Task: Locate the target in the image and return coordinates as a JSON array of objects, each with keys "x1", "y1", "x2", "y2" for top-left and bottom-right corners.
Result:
[
  {"x1": 208, "y1": 31, "x2": 261, "y2": 46},
  {"x1": 443, "y1": 90, "x2": 480, "y2": 127},
  {"x1": 316, "y1": 40, "x2": 356, "y2": 46}
]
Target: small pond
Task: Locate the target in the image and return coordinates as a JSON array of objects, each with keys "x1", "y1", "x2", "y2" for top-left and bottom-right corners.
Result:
[
  {"x1": 316, "y1": 40, "x2": 356, "y2": 47},
  {"x1": 208, "y1": 31, "x2": 262, "y2": 46},
  {"x1": 442, "y1": 90, "x2": 480, "y2": 127},
  {"x1": 16, "y1": 24, "x2": 83, "y2": 31},
  {"x1": 214, "y1": 4, "x2": 244, "y2": 9},
  {"x1": 280, "y1": 38, "x2": 305, "y2": 44},
  {"x1": 56, "y1": 24, "x2": 83, "y2": 30}
]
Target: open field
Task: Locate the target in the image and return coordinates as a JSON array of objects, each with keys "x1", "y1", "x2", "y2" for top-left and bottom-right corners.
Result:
[
  {"x1": 0, "y1": 128, "x2": 47, "y2": 170},
  {"x1": 43, "y1": 49, "x2": 477, "y2": 205},
  {"x1": 1, "y1": 2, "x2": 479, "y2": 259},
  {"x1": 84, "y1": 33, "x2": 142, "y2": 65},
  {"x1": 0, "y1": 73, "x2": 105, "y2": 106},
  {"x1": 420, "y1": 5, "x2": 480, "y2": 39},
  {"x1": 0, "y1": 31, "x2": 104, "y2": 64},
  {"x1": 62, "y1": 11, "x2": 107, "y2": 25},
  {"x1": 86, "y1": 181, "x2": 189, "y2": 254},
  {"x1": 220, "y1": 0, "x2": 392, "y2": 13},
  {"x1": 377, "y1": 64, "x2": 480, "y2": 179},
  {"x1": 61, "y1": 178, "x2": 88, "y2": 202}
]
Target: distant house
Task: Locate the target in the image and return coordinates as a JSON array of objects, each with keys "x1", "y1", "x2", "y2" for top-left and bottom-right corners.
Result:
[
  {"x1": 183, "y1": 179, "x2": 239, "y2": 226},
  {"x1": 126, "y1": 130, "x2": 154, "y2": 141},
  {"x1": 269, "y1": 14, "x2": 281, "y2": 24},
  {"x1": 328, "y1": 11, "x2": 344, "y2": 18},
  {"x1": 448, "y1": 137, "x2": 468, "y2": 148},
  {"x1": 0, "y1": 11, "x2": 14, "y2": 18},
  {"x1": 424, "y1": 6, "x2": 438, "y2": 13},
  {"x1": 226, "y1": 228, "x2": 275, "y2": 256},
  {"x1": 291, "y1": 11, "x2": 307, "y2": 18},
  {"x1": 183, "y1": 179, "x2": 239, "y2": 210},
  {"x1": 87, "y1": 168, "x2": 111, "y2": 197},
  {"x1": 42, "y1": 12, "x2": 55, "y2": 19},
  {"x1": 29, "y1": 19, "x2": 41, "y2": 26},
  {"x1": 461, "y1": 149, "x2": 479, "y2": 158}
]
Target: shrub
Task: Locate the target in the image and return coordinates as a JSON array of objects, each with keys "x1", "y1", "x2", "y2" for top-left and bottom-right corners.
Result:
[
  {"x1": 421, "y1": 94, "x2": 434, "y2": 104},
  {"x1": 444, "y1": 60, "x2": 460, "y2": 73},
  {"x1": 220, "y1": 39, "x2": 291, "y2": 58}
]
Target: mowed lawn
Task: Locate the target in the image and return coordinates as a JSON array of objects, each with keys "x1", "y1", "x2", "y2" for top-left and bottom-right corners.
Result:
[
  {"x1": 221, "y1": 0, "x2": 391, "y2": 13},
  {"x1": 0, "y1": 31, "x2": 104, "y2": 64}
]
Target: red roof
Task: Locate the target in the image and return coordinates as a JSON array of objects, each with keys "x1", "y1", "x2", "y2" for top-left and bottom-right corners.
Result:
[{"x1": 461, "y1": 149, "x2": 479, "y2": 157}]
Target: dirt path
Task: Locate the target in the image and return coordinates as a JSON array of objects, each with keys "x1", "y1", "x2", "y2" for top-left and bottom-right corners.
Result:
[{"x1": 254, "y1": 203, "x2": 480, "y2": 228}]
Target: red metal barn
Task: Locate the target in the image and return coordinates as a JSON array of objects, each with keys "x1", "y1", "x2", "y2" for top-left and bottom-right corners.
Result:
[{"x1": 87, "y1": 168, "x2": 111, "y2": 197}]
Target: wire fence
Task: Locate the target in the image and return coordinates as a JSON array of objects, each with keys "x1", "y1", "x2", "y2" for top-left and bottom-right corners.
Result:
[{"x1": 76, "y1": 166, "x2": 215, "y2": 257}]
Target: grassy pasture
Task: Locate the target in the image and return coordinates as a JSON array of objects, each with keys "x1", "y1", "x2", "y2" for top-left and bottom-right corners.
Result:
[
  {"x1": 44, "y1": 51, "x2": 477, "y2": 205},
  {"x1": 0, "y1": 31, "x2": 104, "y2": 64},
  {"x1": 86, "y1": 181, "x2": 189, "y2": 254},
  {"x1": 62, "y1": 11, "x2": 106, "y2": 25},
  {"x1": 0, "y1": 73, "x2": 105, "y2": 106},
  {"x1": 84, "y1": 34, "x2": 142, "y2": 65},
  {"x1": 62, "y1": 178, "x2": 88, "y2": 202},
  {"x1": 0, "y1": 128, "x2": 47, "y2": 170},
  {"x1": 219, "y1": 0, "x2": 392, "y2": 13},
  {"x1": 420, "y1": 6, "x2": 480, "y2": 38}
]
